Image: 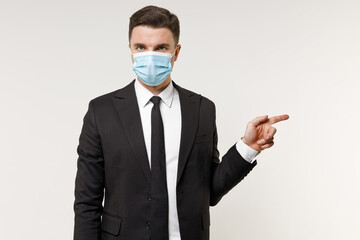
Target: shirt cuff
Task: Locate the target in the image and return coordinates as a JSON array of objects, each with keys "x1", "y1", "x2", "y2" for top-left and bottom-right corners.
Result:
[{"x1": 236, "y1": 139, "x2": 260, "y2": 164}]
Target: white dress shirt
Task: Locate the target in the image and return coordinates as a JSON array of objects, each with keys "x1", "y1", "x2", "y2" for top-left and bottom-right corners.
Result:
[{"x1": 134, "y1": 78, "x2": 259, "y2": 240}]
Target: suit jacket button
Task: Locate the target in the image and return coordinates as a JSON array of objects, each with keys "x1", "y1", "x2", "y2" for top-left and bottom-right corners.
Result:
[
  {"x1": 147, "y1": 193, "x2": 152, "y2": 201},
  {"x1": 145, "y1": 222, "x2": 151, "y2": 230}
]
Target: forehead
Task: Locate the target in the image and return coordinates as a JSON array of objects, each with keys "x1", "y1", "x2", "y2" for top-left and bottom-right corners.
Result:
[{"x1": 130, "y1": 26, "x2": 175, "y2": 46}]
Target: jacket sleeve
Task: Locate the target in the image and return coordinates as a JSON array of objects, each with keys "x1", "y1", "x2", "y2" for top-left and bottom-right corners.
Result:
[
  {"x1": 74, "y1": 100, "x2": 104, "y2": 240},
  {"x1": 209, "y1": 104, "x2": 257, "y2": 206}
]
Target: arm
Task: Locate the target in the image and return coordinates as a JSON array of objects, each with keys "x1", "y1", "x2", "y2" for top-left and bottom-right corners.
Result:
[
  {"x1": 209, "y1": 103, "x2": 289, "y2": 206},
  {"x1": 209, "y1": 124, "x2": 257, "y2": 206},
  {"x1": 208, "y1": 102, "x2": 256, "y2": 206},
  {"x1": 73, "y1": 100, "x2": 104, "y2": 240}
]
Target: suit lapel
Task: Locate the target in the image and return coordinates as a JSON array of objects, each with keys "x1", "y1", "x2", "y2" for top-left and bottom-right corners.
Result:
[
  {"x1": 111, "y1": 79, "x2": 200, "y2": 186},
  {"x1": 112, "y1": 80, "x2": 151, "y2": 184},
  {"x1": 173, "y1": 81, "x2": 200, "y2": 185}
]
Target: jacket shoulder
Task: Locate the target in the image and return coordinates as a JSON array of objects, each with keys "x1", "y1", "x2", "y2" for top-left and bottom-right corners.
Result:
[
  {"x1": 88, "y1": 80, "x2": 135, "y2": 107},
  {"x1": 174, "y1": 82, "x2": 216, "y2": 109},
  {"x1": 90, "y1": 89, "x2": 118, "y2": 103}
]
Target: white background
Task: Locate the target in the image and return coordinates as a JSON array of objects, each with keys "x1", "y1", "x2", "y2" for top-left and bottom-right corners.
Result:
[{"x1": 1, "y1": 0, "x2": 359, "y2": 239}]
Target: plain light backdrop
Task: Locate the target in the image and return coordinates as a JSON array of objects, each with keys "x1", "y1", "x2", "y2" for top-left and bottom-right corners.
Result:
[{"x1": 1, "y1": 0, "x2": 359, "y2": 239}]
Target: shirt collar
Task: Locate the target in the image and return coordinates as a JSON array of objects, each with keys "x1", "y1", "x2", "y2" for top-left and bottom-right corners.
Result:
[{"x1": 134, "y1": 78, "x2": 175, "y2": 108}]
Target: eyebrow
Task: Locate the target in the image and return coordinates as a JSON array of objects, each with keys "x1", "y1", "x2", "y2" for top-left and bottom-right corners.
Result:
[{"x1": 133, "y1": 43, "x2": 170, "y2": 48}]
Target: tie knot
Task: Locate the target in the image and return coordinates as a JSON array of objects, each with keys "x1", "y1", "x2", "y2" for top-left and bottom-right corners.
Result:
[{"x1": 150, "y1": 96, "x2": 161, "y2": 105}]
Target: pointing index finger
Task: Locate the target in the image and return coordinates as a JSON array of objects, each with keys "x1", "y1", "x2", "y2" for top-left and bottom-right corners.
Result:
[{"x1": 268, "y1": 114, "x2": 289, "y2": 125}]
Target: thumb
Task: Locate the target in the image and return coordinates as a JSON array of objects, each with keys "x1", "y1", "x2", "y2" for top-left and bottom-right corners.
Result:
[{"x1": 251, "y1": 115, "x2": 269, "y2": 127}]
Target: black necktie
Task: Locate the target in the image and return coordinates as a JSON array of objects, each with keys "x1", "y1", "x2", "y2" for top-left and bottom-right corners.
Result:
[{"x1": 150, "y1": 96, "x2": 169, "y2": 240}]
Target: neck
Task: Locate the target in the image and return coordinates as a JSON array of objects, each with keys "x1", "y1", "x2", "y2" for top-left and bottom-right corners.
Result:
[{"x1": 137, "y1": 76, "x2": 171, "y2": 95}]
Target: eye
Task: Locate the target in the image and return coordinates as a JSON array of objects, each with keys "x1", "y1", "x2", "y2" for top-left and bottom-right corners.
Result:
[
  {"x1": 136, "y1": 46, "x2": 145, "y2": 51},
  {"x1": 157, "y1": 46, "x2": 167, "y2": 51}
]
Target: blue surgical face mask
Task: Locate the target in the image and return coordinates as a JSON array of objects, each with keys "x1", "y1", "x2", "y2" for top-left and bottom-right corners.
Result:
[{"x1": 131, "y1": 50, "x2": 176, "y2": 86}]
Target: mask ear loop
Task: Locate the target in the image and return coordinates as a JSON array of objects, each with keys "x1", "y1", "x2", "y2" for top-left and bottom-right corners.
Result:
[{"x1": 171, "y1": 44, "x2": 179, "y2": 57}]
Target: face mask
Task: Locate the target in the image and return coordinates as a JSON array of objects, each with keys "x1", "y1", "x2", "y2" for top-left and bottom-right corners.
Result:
[{"x1": 131, "y1": 50, "x2": 175, "y2": 86}]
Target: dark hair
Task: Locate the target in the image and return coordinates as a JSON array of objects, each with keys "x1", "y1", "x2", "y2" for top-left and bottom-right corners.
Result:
[{"x1": 129, "y1": 5, "x2": 180, "y2": 45}]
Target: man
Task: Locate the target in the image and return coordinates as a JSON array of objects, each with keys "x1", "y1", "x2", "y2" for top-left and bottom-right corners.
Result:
[{"x1": 73, "y1": 5, "x2": 289, "y2": 240}]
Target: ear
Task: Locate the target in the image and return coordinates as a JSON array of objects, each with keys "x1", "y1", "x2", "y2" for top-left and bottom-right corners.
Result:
[
  {"x1": 173, "y1": 44, "x2": 181, "y2": 62},
  {"x1": 129, "y1": 43, "x2": 134, "y2": 63}
]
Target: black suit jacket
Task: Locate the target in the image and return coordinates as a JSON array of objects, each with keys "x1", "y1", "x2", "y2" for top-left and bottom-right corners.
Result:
[{"x1": 74, "y1": 80, "x2": 257, "y2": 240}]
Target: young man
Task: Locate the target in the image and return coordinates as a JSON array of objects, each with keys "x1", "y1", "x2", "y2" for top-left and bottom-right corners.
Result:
[{"x1": 73, "y1": 5, "x2": 289, "y2": 240}]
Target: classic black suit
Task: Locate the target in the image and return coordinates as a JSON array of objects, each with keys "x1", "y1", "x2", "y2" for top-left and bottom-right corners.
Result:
[{"x1": 73, "y1": 80, "x2": 257, "y2": 240}]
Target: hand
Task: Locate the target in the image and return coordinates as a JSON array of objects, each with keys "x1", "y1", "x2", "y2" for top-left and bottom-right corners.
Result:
[{"x1": 242, "y1": 114, "x2": 289, "y2": 152}]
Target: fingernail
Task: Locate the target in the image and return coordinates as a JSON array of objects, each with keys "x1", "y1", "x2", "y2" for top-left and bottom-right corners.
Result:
[{"x1": 258, "y1": 140, "x2": 264, "y2": 144}]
